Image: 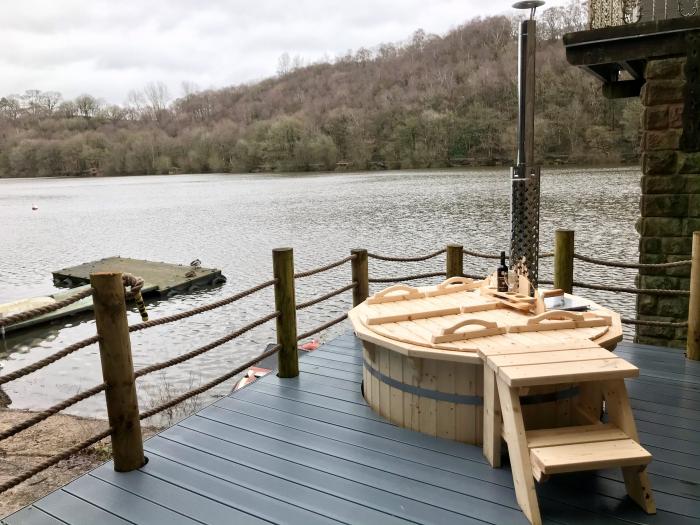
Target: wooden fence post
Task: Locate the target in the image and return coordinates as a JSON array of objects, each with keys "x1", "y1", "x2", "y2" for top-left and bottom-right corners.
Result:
[
  {"x1": 554, "y1": 230, "x2": 574, "y2": 294},
  {"x1": 90, "y1": 272, "x2": 144, "y2": 472},
  {"x1": 273, "y1": 248, "x2": 298, "y2": 377},
  {"x1": 446, "y1": 244, "x2": 464, "y2": 279},
  {"x1": 351, "y1": 249, "x2": 369, "y2": 307},
  {"x1": 688, "y1": 231, "x2": 700, "y2": 361}
]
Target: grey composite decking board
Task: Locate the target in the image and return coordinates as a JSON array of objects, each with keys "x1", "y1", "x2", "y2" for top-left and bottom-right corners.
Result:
[
  {"x1": 32, "y1": 490, "x2": 132, "y2": 525},
  {"x1": 90, "y1": 464, "x2": 271, "y2": 525},
  {"x1": 4, "y1": 507, "x2": 65, "y2": 525},
  {"x1": 144, "y1": 436, "x2": 470, "y2": 525},
  {"x1": 62, "y1": 475, "x2": 201, "y2": 525},
  {"x1": 231, "y1": 366, "x2": 700, "y2": 510},
  {"x1": 176, "y1": 414, "x2": 533, "y2": 524},
  {"x1": 4, "y1": 333, "x2": 700, "y2": 525}
]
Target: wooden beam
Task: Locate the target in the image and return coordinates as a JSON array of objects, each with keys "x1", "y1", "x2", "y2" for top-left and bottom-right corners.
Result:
[
  {"x1": 621, "y1": 59, "x2": 646, "y2": 80},
  {"x1": 564, "y1": 23, "x2": 698, "y2": 68},
  {"x1": 602, "y1": 80, "x2": 645, "y2": 99},
  {"x1": 584, "y1": 64, "x2": 620, "y2": 83}
]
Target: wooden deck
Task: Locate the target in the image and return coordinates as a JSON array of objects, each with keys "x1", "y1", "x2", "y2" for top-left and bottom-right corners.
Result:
[{"x1": 5, "y1": 332, "x2": 699, "y2": 525}]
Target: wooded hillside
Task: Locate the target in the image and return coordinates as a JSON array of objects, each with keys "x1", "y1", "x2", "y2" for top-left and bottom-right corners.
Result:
[{"x1": 0, "y1": 3, "x2": 641, "y2": 177}]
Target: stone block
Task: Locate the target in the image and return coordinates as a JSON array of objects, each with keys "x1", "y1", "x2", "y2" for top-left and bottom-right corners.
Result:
[
  {"x1": 642, "y1": 80, "x2": 685, "y2": 105},
  {"x1": 637, "y1": 294, "x2": 657, "y2": 315},
  {"x1": 639, "y1": 217, "x2": 683, "y2": 236},
  {"x1": 642, "y1": 151, "x2": 677, "y2": 174},
  {"x1": 684, "y1": 218, "x2": 700, "y2": 235},
  {"x1": 690, "y1": 194, "x2": 700, "y2": 217},
  {"x1": 646, "y1": 58, "x2": 685, "y2": 80},
  {"x1": 640, "y1": 194, "x2": 688, "y2": 216},
  {"x1": 662, "y1": 236, "x2": 693, "y2": 254},
  {"x1": 643, "y1": 106, "x2": 668, "y2": 130},
  {"x1": 640, "y1": 237, "x2": 662, "y2": 254},
  {"x1": 640, "y1": 275, "x2": 680, "y2": 289},
  {"x1": 666, "y1": 253, "x2": 693, "y2": 277},
  {"x1": 669, "y1": 104, "x2": 684, "y2": 128},
  {"x1": 637, "y1": 318, "x2": 676, "y2": 339},
  {"x1": 635, "y1": 217, "x2": 643, "y2": 234},
  {"x1": 658, "y1": 296, "x2": 690, "y2": 318},
  {"x1": 641, "y1": 175, "x2": 686, "y2": 194},
  {"x1": 686, "y1": 174, "x2": 700, "y2": 192},
  {"x1": 678, "y1": 152, "x2": 700, "y2": 174},
  {"x1": 644, "y1": 129, "x2": 681, "y2": 151}
]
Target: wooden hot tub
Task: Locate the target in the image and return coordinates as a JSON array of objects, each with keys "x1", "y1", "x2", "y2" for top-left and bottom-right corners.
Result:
[{"x1": 348, "y1": 277, "x2": 623, "y2": 445}]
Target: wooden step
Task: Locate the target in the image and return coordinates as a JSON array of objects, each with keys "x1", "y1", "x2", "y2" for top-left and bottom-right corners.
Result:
[
  {"x1": 527, "y1": 424, "x2": 652, "y2": 480},
  {"x1": 497, "y1": 357, "x2": 639, "y2": 387},
  {"x1": 526, "y1": 423, "x2": 626, "y2": 448}
]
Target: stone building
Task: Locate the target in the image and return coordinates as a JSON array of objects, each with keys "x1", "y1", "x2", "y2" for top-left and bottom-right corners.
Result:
[{"x1": 563, "y1": 3, "x2": 700, "y2": 347}]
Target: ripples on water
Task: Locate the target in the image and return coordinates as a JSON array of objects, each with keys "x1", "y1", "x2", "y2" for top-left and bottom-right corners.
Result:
[{"x1": 0, "y1": 167, "x2": 641, "y2": 418}]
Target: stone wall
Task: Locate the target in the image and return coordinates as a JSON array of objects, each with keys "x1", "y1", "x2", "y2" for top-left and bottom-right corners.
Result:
[{"x1": 636, "y1": 57, "x2": 700, "y2": 347}]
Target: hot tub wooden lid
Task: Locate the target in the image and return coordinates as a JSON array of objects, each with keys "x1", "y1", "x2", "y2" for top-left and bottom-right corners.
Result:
[{"x1": 349, "y1": 277, "x2": 623, "y2": 362}]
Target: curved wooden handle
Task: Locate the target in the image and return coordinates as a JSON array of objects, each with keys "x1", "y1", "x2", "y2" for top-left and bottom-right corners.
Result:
[
  {"x1": 437, "y1": 276, "x2": 473, "y2": 289},
  {"x1": 527, "y1": 310, "x2": 584, "y2": 325},
  {"x1": 367, "y1": 284, "x2": 423, "y2": 304},
  {"x1": 441, "y1": 318, "x2": 498, "y2": 335}
]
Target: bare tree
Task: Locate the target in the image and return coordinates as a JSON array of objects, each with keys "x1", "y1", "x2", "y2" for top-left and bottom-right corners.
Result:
[
  {"x1": 74, "y1": 94, "x2": 101, "y2": 118},
  {"x1": 143, "y1": 81, "x2": 170, "y2": 122},
  {"x1": 277, "y1": 52, "x2": 291, "y2": 76}
]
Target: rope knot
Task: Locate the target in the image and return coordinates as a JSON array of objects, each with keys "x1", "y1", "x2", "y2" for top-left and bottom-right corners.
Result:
[{"x1": 122, "y1": 274, "x2": 148, "y2": 321}]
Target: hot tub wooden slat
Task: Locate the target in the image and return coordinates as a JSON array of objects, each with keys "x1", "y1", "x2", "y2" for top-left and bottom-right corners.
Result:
[{"x1": 389, "y1": 350, "x2": 404, "y2": 427}]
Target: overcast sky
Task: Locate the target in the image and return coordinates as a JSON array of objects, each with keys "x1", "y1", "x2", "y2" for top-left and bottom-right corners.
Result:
[{"x1": 0, "y1": 0, "x2": 568, "y2": 104}]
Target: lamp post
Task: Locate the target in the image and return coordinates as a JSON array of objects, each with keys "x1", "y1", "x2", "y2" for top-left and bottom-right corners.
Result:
[{"x1": 510, "y1": 1, "x2": 544, "y2": 291}]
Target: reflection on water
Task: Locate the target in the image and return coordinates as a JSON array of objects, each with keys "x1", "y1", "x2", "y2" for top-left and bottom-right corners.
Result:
[{"x1": 0, "y1": 167, "x2": 641, "y2": 417}]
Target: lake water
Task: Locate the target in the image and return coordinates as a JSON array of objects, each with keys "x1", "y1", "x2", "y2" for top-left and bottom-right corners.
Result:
[{"x1": 0, "y1": 167, "x2": 641, "y2": 419}]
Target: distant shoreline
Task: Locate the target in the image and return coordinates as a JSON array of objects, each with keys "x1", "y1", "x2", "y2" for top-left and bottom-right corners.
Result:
[{"x1": 0, "y1": 162, "x2": 641, "y2": 181}]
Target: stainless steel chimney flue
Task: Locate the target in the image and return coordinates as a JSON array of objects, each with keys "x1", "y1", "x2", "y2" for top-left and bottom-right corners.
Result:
[{"x1": 510, "y1": 1, "x2": 544, "y2": 291}]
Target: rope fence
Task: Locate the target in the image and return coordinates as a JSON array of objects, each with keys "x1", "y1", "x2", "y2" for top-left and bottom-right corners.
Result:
[
  {"x1": 0, "y1": 287, "x2": 93, "y2": 328},
  {"x1": 0, "y1": 278, "x2": 279, "y2": 387},
  {"x1": 0, "y1": 335, "x2": 99, "y2": 386},
  {"x1": 296, "y1": 283, "x2": 356, "y2": 310},
  {"x1": 128, "y1": 278, "x2": 277, "y2": 333},
  {"x1": 574, "y1": 252, "x2": 691, "y2": 269},
  {"x1": 369, "y1": 271, "x2": 447, "y2": 283},
  {"x1": 294, "y1": 254, "x2": 355, "y2": 279},
  {"x1": 573, "y1": 281, "x2": 689, "y2": 296},
  {"x1": 622, "y1": 318, "x2": 688, "y2": 328},
  {"x1": 134, "y1": 312, "x2": 279, "y2": 379},
  {"x1": 139, "y1": 344, "x2": 281, "y2": 420},
  {"x1": 0, "y1": 427, "x2": 112, "y2": 495},
  {"x1": 367, "y1": 248, "x2": 445, "y2": 262},
  {"x1": 2, "y1": 241, "x2": 697, "y2": 495},
  {"x1": 0, "y1": 383, "x2": 107, "y2": 442},
  {"x1": 298, "y1": 313, "x2": 349, "y2": 341}
]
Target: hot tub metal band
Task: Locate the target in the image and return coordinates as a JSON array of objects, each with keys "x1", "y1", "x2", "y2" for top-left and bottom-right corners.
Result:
[{"x1": 363, "y1": 359, "x2": 579, "y2": 406}]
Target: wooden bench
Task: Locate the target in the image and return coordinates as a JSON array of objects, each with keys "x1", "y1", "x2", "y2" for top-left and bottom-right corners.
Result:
[{"x1": 479, "y1": 341, "x2": 655, "y2": 525}]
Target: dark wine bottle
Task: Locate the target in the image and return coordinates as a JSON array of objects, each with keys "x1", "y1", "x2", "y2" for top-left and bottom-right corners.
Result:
[{"x1": 497, "y1": 251, "x2": 509, "y2": 292}]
